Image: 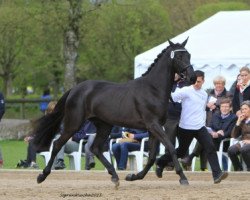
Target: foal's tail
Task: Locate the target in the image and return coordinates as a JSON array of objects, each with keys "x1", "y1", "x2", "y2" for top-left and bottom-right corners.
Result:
[{"x1": 32, "y1": 89, "x2": 71, "y2": 151}]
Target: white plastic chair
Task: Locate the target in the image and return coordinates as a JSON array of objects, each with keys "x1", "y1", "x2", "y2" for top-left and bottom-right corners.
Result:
[
  {"x1": 112, "y1": 137, "x2": 149, "y2": 171},
  {"x1": 65, "y1": 139, "x2": 85, "y2": 171},
  {"x1": 128, "y1": 137, "x2": 149, "y2": 172},
  {"x1": 74, "y1": 137, "x2": 112, "y2": 171},
  {"x1": 103, "y1": 138, "x2": 115, "y2": 164},
  {"x1": 216, "y1": 138, "x2": 231, "y2": 170},
  {"x1": 37, "y1": 139, "x2": 55, "y2": 165}
]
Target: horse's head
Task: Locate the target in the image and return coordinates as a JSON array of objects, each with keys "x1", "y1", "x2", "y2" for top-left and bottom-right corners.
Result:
[{"x1": 168, "y1": 38, "x2": 196, "y2": 84}]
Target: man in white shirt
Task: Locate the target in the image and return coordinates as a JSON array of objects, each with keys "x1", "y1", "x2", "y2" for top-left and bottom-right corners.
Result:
[{"x1": 156, "y1": 70, "x2": 228, "y2": 184}]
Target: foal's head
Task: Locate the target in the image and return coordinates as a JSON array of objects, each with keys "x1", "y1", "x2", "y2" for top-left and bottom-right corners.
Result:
[{"x1": 168, "y1": 38, "x2": 196, "y2": 84}]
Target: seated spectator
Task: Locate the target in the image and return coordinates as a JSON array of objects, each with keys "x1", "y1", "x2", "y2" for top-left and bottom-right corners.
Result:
[
  {"x1": 181, "y1": 98, "x2": 237, "y2": 171},
  {"x1": 206, "y1": 75, "x2": 232, "y2": 124},
  {"x1": 232, "y1": 66, "x2": 250, "y2": 115},
  {"x1": 111, "y1": 127, "x2": 148, "y2": 170},
  {"x1": 16, "y1": 101, "x2": 57, "y2": 169},
  {"x1": 54, "y1": 120, "x2": 96, "y2": 170},
  {"x1": 16, "y1": 134, "x2": 42, "y2": 169},
  {"x1": 229, "y1": 74, "x2": 241, "y2": 96},
  {"x1": 228, "y1": 100, "x2": 250, "y2": 171}
]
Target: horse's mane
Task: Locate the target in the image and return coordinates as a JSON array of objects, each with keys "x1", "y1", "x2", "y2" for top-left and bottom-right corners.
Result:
[{"x1": 141, "y1": 45, "x2": 171, "y2": 77}]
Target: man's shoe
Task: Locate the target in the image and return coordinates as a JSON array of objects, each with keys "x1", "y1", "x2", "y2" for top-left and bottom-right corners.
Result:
[
  {"x1": 16, "y1": 160, "x2": 29, "y2": 168},
  {"x1": 214, "y1": 172, "x2": 228, "y2": 184},
  {"x1": 54, "y1": 160, "x2": 66, "y2": 170}
]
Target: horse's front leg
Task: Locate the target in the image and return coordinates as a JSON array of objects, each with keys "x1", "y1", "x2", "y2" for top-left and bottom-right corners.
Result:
[
  {"x1": 149, "y1": 123, "x2": 189, "y2": 185},
  {"x1": 125, "y1": 135, "x2": 158, "y2": 181},
  {"x1": 37, "y1": 134, "x2": 71, "y2": 184}
]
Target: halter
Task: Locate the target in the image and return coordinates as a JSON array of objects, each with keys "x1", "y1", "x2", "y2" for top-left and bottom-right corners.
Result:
[
  {"x1": 170, "y1": 49, "x2": 187, "y2": 59},
  {"x1": 170, "y1": 48, "x2": 192, "y2": 78}
]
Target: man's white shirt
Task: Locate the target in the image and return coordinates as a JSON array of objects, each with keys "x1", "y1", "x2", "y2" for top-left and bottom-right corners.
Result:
[{"x1": 171, "y1": 85, "x2": 207, "y2": 130}]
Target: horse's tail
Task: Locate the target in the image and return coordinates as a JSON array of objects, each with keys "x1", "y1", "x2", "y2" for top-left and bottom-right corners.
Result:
[{"x1": 32, "y1": 89, "x2": 71, "y2": 151}]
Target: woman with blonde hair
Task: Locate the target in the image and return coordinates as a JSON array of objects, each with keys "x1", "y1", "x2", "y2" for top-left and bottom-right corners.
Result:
[
  {"x1": 206, "y1": 75, "x2": 232, "y2": 124},
  {"x1": 45, "y1": 101, "x2": 57, "y2": 114},
  {"x1": 232, "y1": 66, "x2": 250, "y2": 114}
]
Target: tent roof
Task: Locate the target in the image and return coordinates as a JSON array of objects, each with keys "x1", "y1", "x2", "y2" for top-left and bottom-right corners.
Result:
[{"x1": 134, "y1": 11, "x2": 250, "y2": 90}]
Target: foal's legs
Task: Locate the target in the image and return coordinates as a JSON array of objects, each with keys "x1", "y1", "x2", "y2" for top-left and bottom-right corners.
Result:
[
  {"x1": 91, "y1": 122, "x2": 120, "y2": 188},
  {"x1": 148, "y1": 123, "x2": 188, "y2": 185},
  {"x1": 125, "y1": 134, "x2": 159, "y2": 181}
]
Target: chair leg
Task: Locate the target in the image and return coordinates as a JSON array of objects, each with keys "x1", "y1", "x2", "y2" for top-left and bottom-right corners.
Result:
[
  {"x1": 44, "y1": 155, "x2": 50, "y2": 165},
  {"x1": 74, "y1": 154, "x2": 81, "y2": 171},
  {"x1": 217, "y1": 151, "x2": 223, "y2": 169},
  {"x1": 135, "y1": 154, "x2": 143, "y2": 172},
  {"x1": 191, "y1": 157, "x2": 196, "y2": 171},
  {"x1": 103, "y1": 152, "x2": 111, "y2": 163},
  {"x1": 68, "y1": 156, "x2": 75, "y2": 170},
  {"x1": 128, "y1": 157, "x2": 134, "y2": 171}
]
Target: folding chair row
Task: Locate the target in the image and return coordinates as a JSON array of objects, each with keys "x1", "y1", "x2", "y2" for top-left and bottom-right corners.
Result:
[{"x1": 37, "y1": 138, "x2": 112, "y2": 171}]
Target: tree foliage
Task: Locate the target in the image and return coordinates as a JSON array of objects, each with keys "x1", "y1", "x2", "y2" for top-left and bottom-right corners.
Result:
[
  {"x1": 0, "y1": 0, "x2": 249, "y2": 97},
  {"x1": 79, "y1": 0, "x2": 171, "y2": 82},
  {"x1": 193, "y1": 1, "x2": 250, "y2": 23}
]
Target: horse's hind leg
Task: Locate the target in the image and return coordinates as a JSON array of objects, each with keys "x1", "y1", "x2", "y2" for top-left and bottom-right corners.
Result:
[
  {"x1": 149, "y1": 123, "x2": 189, "y2": 185},
  {"x1": 37, "y1": 129, "x2": 76, "y2": 183},
  {"x1": 91, "y1": 122, "x2": 119, "y2": 188},
  {"x1": 125, "y1": 135, "x2": 159, "y2": 181}
]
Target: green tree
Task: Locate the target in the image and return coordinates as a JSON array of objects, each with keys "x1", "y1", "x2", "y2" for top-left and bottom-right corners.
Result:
[
  {"x1": 79, "y1": 0, "x2": 172, "y2": 82},
  {"x1": 0, "y1": 5, "x2": 31, "y2": 96},
  {"x1": 193, "y1": 1, "x2": 250, "y2": 23}
]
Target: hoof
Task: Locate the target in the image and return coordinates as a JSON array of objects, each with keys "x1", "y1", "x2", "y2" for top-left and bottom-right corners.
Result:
[
  {"x1": 114, "y1": 181, "x2": 120, "y2": 190},
  {"x1": 37, "y1": 173, "x2": 46, "y2": 184},
  {"x1": 125, "y1": 174, "x2": 137, "y2": 181},
  {"x1": 111, "y1": 177, "x2": 119, "y2": 189},
  {"x1": 179, "y1": 179, "x2": 189, "y2": 185}
]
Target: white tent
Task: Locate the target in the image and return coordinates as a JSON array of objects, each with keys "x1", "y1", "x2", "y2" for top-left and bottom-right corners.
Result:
[{"x1": 134, "y1": 11, "x2": 250, "y2": 90}]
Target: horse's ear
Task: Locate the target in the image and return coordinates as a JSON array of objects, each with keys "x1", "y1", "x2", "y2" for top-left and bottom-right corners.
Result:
[
  {"x1": 181, "y1": 37, "x2": 189, "y2": 47},
  {"x1": 168, "y1": 39, "x2": 175, "y2": 47}
]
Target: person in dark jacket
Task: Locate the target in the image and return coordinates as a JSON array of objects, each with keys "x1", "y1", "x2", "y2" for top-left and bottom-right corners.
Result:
[
  {"x1": 16, "y1": 101, "x2": 57, "y2": 169},
  {"x1": 228, "y1": 100, "x2": 250, "y2": 171},
  {"x1": 232, "y1": 66, "x2": 250, "y2": 114},
  {"x1": 0, "y1": 91, "x2": 5, "y2": 167},
  {"x1": 0, "y1": 91, "x2": 5, "y2": 121},
  {"x1": 206, "y1": 75, "x2": 232, "y2": 125},
  {"x1": 39, "y1": 88, "x2": 51, "y2": 114}
]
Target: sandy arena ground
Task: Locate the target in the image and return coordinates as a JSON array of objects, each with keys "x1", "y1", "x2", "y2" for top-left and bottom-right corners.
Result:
[{"x1": 0, "y1": 170, "x2": 249, "y2": 200}]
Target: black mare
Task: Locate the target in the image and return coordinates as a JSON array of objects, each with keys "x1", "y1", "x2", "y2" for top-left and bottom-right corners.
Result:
[{"x1": 33, "y1": 39, "x2": 195, "y2": 187}]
